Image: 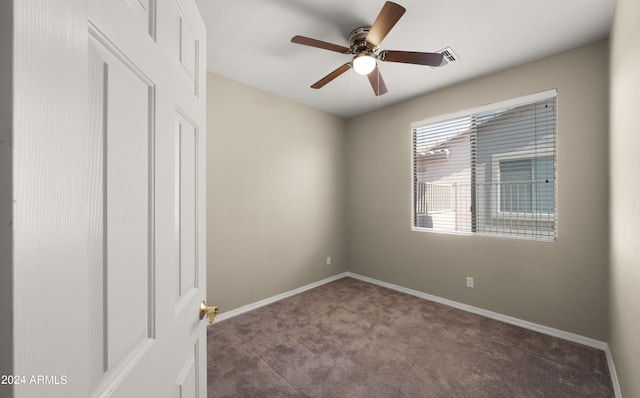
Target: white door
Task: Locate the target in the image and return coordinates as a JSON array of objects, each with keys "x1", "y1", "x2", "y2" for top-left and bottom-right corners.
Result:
[
  {"x1": 87, "y1": 0, "x2": 208, "y2": 397},
  {"x1": 7, "y1": 1, "x2": 207, "y2": 396}
]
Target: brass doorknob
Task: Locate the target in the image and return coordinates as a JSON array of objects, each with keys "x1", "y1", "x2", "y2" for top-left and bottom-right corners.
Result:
[{"x1": 199, "y1": 301, "x2": 219, "y2": 324}]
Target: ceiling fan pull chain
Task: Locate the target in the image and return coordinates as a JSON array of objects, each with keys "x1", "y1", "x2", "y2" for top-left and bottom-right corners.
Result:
[
  {"x1": 377, "y1": 65, "x2": 381, "y2": 107},
  {"x1": 349, "y1": 67, "x2": 353, "y2": 108}
]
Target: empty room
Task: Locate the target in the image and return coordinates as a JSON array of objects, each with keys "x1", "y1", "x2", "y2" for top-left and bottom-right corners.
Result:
[
  {"x1": 2, "y1": 0, "x2": 639, "y2": 397},
  {"x1": 202, "y1": 0, "x2": 638, "y2": 396}
]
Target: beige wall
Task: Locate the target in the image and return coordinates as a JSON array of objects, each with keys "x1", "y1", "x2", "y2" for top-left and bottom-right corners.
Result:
[
  {"x1": 609, "y1": 0, "x2": 640, "y2": 395},
  {"x1": 206, "y1": 73, "x2": 347, "y2": 312},
  {"x1": 346, "y1": 40, "x2": 609, "y2": 340}
]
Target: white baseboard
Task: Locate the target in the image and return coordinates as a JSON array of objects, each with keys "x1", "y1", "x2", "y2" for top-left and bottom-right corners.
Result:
[
  {"x1": 210, "y1": 271, "x2": 621, "y2": 397},
  {"x1": 346, "y1": 272, "x2": 605, "y2": 348},
  {"x1": 213, "y1": 272, "x2": 348, "y2": 323},
  {"x1": 604, "y1": 345, "x2": 623, "y2": 398}
]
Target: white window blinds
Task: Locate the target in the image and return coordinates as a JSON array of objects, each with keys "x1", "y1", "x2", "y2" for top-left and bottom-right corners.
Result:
[{"x1": 412, "y1": 90, "x2": 557, "y2": 241}]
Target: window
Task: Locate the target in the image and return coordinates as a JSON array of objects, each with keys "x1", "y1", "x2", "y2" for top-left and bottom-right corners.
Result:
[{"x1": 412, "y1": 90, "x2": 557, "y2": 241}]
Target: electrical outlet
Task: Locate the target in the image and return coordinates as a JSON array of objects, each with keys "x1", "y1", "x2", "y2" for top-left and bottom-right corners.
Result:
[
  {"x1": 326, "y1": 256, "x2": 331, "y2": 265},
  {"x1": 466, "y1": 277, "x2": 474, "y2": 288}
]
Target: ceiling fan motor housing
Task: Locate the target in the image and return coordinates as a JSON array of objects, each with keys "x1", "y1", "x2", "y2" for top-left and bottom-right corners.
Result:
[{"x1": 349, "y1": 26, "x2": 377, "y2": 55}]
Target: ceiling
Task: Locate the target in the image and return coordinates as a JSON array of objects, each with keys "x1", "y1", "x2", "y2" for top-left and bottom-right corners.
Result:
[{"x1": 196, "y1": 0, "x2": 615, "y2": 119}]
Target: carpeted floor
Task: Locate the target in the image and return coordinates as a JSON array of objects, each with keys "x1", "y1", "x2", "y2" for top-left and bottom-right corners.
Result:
[{"x1": 206, "y1": 277, "x2": 613, "y2": 397}]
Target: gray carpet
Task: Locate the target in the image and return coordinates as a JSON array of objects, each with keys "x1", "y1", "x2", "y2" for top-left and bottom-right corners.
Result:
[{"x1": 206, "y1": 277, "x2": 613, "y2": 397}]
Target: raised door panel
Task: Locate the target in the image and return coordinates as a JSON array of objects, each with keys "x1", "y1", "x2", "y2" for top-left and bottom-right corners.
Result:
[
  {"x1": 179, "y1": 115, "x2": 197, "y2": 295},
  {"x1": 175, "y1": 111, "x2": 199, "y2": 312},
  {"x1": 89, "y1": 26, "x2": 157, "y2": 380},
  {"x1": 104, "y1": 55, "x2": 155, "y2": 369},
  {"x1": 124, "y1": 0, "x2": 156, "y2": 38},
  {"x1": 176, "y1": 342, "x2": 200, "y2": 398},
  {"x1": 177, "y1": 1, "x2": 199, "y2": 96}
]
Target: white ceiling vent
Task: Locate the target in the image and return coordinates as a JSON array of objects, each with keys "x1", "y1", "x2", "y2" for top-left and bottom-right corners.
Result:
[{"x1": 435, "y1": 47, "x2": 459, "y2": 67}]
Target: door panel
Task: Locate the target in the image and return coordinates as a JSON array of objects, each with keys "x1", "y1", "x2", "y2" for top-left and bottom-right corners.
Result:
[
  {"x1": 177, "y1": 3, "x2": 200, "y2": 95},
  {"x1": 100, "y1": 37, "x2": 155, "y2": 371},
  {"x1": 177, "y1": 113, "x2": 199, "y2": 299},
  {"x1": 176, "y1": 342, "x2": 200, "y2": 398},
  {"x1": 123, "y1": 0, "x2": 156, "y2": 37}
]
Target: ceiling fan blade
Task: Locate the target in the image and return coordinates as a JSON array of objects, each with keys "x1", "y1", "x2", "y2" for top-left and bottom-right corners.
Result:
[
  {"x1": 291, "y1": 35, "x2": 351, "y2": 54},
  {"x1": 365, "y1": 2, "x2": 406, "y2": 47},
  {"x1": 367, "y1": 65, "x2": 387, "y2": 97},
  {"x1": 311, "y1": 63, "x2": 352, "y2": 89},
  {"x1": 367, "y1": 65, "x2": 388, "y2": 96},
  {"x1": 379, "y1": 50, "x2": 444, "y2": 66}
]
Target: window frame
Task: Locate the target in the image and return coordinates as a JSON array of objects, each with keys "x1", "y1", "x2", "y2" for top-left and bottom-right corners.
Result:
[
  {"x1": 410, "y1": 89, "x2": 558, "y2": 241},
  {"x1": 490, "y1": 151, "x2": 556, "y2": 221}
]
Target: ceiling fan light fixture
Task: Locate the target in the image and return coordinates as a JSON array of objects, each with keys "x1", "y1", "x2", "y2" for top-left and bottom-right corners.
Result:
[{"x1": 352, "y1": 52, "x2": 377, "y2": 75}]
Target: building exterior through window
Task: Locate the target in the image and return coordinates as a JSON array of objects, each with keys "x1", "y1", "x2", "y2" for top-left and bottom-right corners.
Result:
[{"x1": 412, "y1": 90, "x2": 557, "y2": 241}]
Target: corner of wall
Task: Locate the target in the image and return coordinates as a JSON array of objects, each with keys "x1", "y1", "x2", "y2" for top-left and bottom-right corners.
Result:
[
  {"x1": 608, "y1": 0, "x2": 640, "y2": 396},
  {"x1": 205, "y1": 73, "x2": 348, "y2": 312}
]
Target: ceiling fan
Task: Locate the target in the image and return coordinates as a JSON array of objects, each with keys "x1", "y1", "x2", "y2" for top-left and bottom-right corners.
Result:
[{"x1": 291, "y1": 1, "x2": 444, "y2": 96}]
